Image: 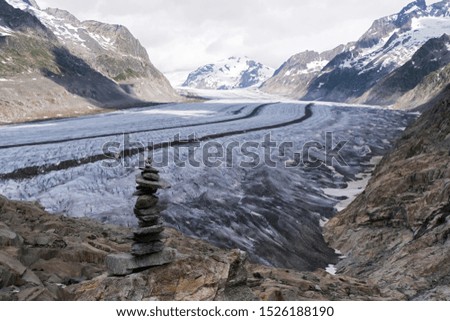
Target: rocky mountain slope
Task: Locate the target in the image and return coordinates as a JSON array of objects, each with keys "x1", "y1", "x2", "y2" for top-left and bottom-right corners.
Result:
[
  {"x1": 324, "y1": 88, "x2": 450, "y2": 300},
  {"x1": 0, "y1": 0, "x2": 178, "y2": 123},
  {"x1": 359, "y1": 34, "x2": 450, "y2": 107},
  {"x1": 262, "y1": 0, "x2": 450, "y2": 109},
  {"x1": 182, "y1": 56, "x2": 274, "y2": 90},
  {"x1": 260, "y1": 45, "x2": 351, "y2": 97}
]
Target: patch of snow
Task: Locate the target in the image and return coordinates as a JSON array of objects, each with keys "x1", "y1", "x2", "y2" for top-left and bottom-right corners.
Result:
[
  {"x1": 341, "y1": 59, "x2": 353, "y2": 69},
  {"x1": 306, "y1": 59, "x2": 328, "y2": 72},
  {"x1": 325, "y1": 264, "x2": 337, "y2": 275},
  {"x1": 295, "y1": 59, "x2": 330, "y2": 75},
  {"x1": 322, "y1": 156, "x2": 382, "y2": 212},
  {"x1": 87, "y1": 32, "x2": 114, "y2": 50},
  {"x1": 0, "y1": 25, "x2": 14, "y2": 36},
  {"x1": 404, "y1": 5, "x2": 420, "y2": 15},
  {"x1": 5, "y1": 0, "x2": 31, "y2": 10},
  {"x1": 319, "y1": 218, "x2": 329, "y2": 227}
]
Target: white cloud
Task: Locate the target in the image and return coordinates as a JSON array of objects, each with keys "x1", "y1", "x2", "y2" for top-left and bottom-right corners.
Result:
[{"x1": 36, "y1": 0, "x2": 442, "y2": 74}]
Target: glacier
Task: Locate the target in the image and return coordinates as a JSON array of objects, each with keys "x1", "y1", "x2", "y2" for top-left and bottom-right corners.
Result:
[{"x1": 0, "y1": 95, "x2": 418, "y2": 270}]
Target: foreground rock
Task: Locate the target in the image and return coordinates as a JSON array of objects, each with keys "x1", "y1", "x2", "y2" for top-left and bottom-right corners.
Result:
[
  {"x1": 0, "y1": 195, "x2": 381, "y2": 300},
  {"x1": 324, "y1": 90, "x2": 450, "y2": 300}
]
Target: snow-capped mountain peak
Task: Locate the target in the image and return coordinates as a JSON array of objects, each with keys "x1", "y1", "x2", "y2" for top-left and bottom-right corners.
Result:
[
  {"x1": 338, "y1": 0, "x2": 450, "y2": 72},
  {"x1": 262, "y1": 0, "x2": 450, "y2": 106},
  {"x1": 301, "y1": 0, "x2": 450, "y2": 101},
  {"x1": 5, "y1": 0, "x2": 39, "y2": 10},
  {"x1": 1, "y1": 0, "x2": 178, "y2": 109},
  {"x1": 182, "y1": 56, "x2": 274, "y2": 90},
  {"x1": 399, "y1": 0, "x2": 427, "y2": 16}
]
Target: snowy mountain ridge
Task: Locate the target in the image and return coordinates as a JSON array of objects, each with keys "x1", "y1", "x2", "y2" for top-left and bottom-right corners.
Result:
[
  {"x1": 260, "y1": 44, "x2": 353, "y2": 97},
  {"x1": 5, "y1": 0, "x2": 153, "y2": 77},
  {"x1": 0, "y1": 0, "x2": 179, "y2": 123},
  {"x1": 262, "y1": 0, "x2": 450, "y2": 108},
  {"x1": 305, "y1": 0, "x2": 450, "y2": 103},
  {"x1": 182, "y1": 56, "x2": 274, "y2": 90}
]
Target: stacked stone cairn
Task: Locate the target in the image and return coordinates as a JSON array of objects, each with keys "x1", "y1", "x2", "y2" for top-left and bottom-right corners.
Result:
[
  {"x1": 106, "y1": 158, "x2": 175, "y2": 276},
  {"x1": 132, "y1": 159, "x2": 170, "y2": 256}
]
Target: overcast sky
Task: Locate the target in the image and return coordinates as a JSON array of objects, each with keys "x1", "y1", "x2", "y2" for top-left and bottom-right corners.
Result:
[{"x1": 37, "y1": 0, "x2": 439, "y2": 74}]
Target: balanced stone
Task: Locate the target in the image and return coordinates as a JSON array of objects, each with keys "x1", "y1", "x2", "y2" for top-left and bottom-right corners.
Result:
[
  {"x1": 134, "y1": 206, "x2": 162, "y2": 217},
  {"x1": 133, "y1": 232, "x2": 166, "y2": 243},
  {"x1": 140, "y1": 166, "x2": 159, "y2": 174},
  {"x1": 106, "y1": 248, "x2": 176, "y2": 276},
  {"x1": 142, "y1": 172, "x2": 160, "y2": 181},
  {"x1": 135, "y1": 195, "x2": 158, "y2": 209},
  {"x1": 133, "y1": 189, "x2": 156, "y2": 196},
  {"x1": 137, "y1": 216, "x2": 160, "y2": 227},
  {"x1": 134, "y1": 186, "x2": 158, "y2": 195},
  {"x1": 133, "y1": 224, "x2": 164, "y2": 237},
  {"x1": 136, "y1": 176, "x2": 170, "y2": 190},
  {"x1": 138, "y1": 220, "x2": 160, "y2": 228},
  {"x1": 131, "y1": 241, "x2": 164, "y2": 256}
]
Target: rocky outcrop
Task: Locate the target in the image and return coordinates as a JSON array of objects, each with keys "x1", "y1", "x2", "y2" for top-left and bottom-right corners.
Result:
[
  {"x1": 324, "y1": 89, "x2": 450, "y2": 300},
  {"x1": 260, "y1": 45, "x2": 351, "y2": 98},
  {"x1": 395, "y1": 62, "x2": 450, "y2": 110},
  {"x1": 0, "y1": 194, "x2": 130, "y2": 300}
]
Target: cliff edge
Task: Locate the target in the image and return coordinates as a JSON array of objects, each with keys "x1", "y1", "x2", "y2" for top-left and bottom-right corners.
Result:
[{"x1": 324, "y1": 89, "x2": 450, "y2": 300}]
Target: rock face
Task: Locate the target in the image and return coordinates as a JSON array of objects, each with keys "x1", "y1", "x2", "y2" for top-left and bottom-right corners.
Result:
[
  {"x1": 260, "y1": 45, "x2": 351, "y2": 98},
  {"x1": 324, "y1": 89, "x2": 450, "y2": 300},
  {"x1": 0, "y1": 0, "x2": 179, "y2": 123},
  {"x1": 37, "y1": 9, "x2": 178, "y2": 102},
  {"x1": 183, "y1": 56, "x2": 274, "y2": 90},
  {"x1": 359, "y1": 34, "x2": 450, "y2": 108},
  {"x1": 0, "y1": 194, "x2": 130, "y2": 300}
]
